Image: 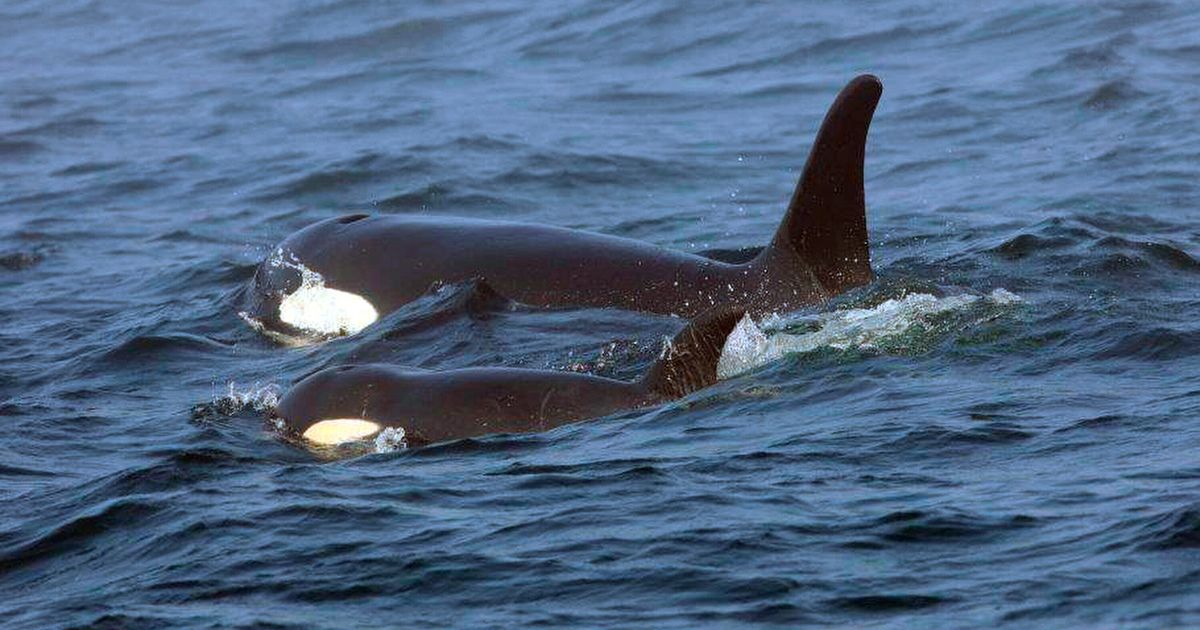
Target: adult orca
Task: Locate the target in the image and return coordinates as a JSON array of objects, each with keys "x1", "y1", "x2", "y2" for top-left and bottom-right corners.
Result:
[
  {"x1": 275, "y1": 306, "x2": 744, "y2": 447},
  {"x1": 247, "y1": 75, "x2": 882, "y2": 339}
]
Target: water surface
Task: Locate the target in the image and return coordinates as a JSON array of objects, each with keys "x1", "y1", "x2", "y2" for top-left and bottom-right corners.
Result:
[{"x1": 2, "y1": 1, "x2": 1199, "y2": 627}]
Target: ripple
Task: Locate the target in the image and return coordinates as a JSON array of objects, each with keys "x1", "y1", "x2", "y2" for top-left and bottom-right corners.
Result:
[
  {"x1": 1, "y1": 499, "x2": 165, "y2": 571},
  {"x1": 82, "y1": 448, "x2": 258, "y2": 499},
  {"x1": 1091, "y1": 327, "x2": 1200, "y2": 361},
  {"x1": 251, "y1": 153, "x2": 434, "y2": 202},
  {"x1": 826, "y1": 593, "x2": 948, "y2": 612},
  {"x1": 10, "y1": 116, "x2": 105, "y2": 138},
  {"x1": 987, "y1": 233, "x2": 1078, "y2": 260},
  {"x1": 0, "y1": 138, "x2": 43, "y2": 159},
  {"x1": 100, "y1": 332, "x2": 233, "y2": 365},
  {"x1": 239, "y1": 10, "x2": 516, "y2": 62},
  {"x1": 3, "y1": 0, "x2": 1200, "y2": 627},
  {"x1": 1083, "y1": 79, "x2": 1147, "y2": 110},
  {"x1": 373, "y1": 184, "x2": 517, "y2": 213},
  {"x1": 51, "y1": 161, "x2": 125, "y2": 177},
  {"x1": 871, "y1": 509, "x2": 1039, "y2": 544},
  {"x1": 491, "y1": 151, "x2": 689, "y2": 189},
  {"x1": 1137, "y1": 505, "x2": 1200, "y2": 550},
  {"x1": 1054, "y1": 413, "x2": 1135, "y2": 433},
  {"x1": 0, "y1": 463, "x2": 56, "y2": 478},
  {"x1": 880, "y1": 424, "x2": 1036, "y2": 454},
  {"x1": 0, "y1": 249, "x2": 46, "y2": 271},
  {"x1": 692, "y1": 23, "x2": 958, "y2": 77}
]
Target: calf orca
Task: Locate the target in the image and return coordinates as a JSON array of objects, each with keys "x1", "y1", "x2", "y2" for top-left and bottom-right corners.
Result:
[
  {"x1": 275, "y1": 306, "x2": 745, "y2": 447},
  {"x1": 247, "y1": 75, "x2": 881, "y2": 339}
]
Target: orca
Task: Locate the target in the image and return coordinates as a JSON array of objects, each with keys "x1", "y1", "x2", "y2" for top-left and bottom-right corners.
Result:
[
  {"x1": 247, "y1": 75, "x2": 882, "y2": 339},
  {"x1": 274, "y1": 306, "x2": 745, "y2": 447}
]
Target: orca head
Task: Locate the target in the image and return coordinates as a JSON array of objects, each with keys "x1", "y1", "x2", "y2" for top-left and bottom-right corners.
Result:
[
  {"x1": 247, "y1": 244, "x2": 378, "y2": 340},
  {"x1": 274, "y1": 365, "x2": 398, "y2": 446}
]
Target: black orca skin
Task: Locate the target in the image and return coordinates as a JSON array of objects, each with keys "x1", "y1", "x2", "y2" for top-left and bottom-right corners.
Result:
[
  {"x1": 275, "y1": 306, "x2": 745, "y2": 447},
  {"x1": 248, "y1": 75, "x2": 882, "y2": 338}
]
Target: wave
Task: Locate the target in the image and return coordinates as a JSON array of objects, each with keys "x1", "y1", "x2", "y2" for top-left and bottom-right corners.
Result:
[
  {"x1": 1137, "y1": 504, "x2": 1200, "y2": 550},
  {"x1": 0, "y1": 498, "x2": 165, "y2": 572},
  {"x1": 100, "y1": 332, "x2": 233, "y2": 365},
  {"x1": 692, "y1": 23, "x2": 958, "y2": 78},
  {"x1": 0, "y1": 249, "x2": 46, "y2": 271},
  {"x1": 51, "y1": 161, "x2": 125, "y2": 177},
  {"x1": 0, "y1": 138, "x2": 43, "y2": 159},
  {"x1": 718, "y1": 289, "x2": 1023, "y2": 378},
  {"x1": 373, "y1": 184, "x2": 519, "y2": 214},
  {"x1": 238, "y1": 9, "x2": 516, "y2": 62},
  {"x1": 191, "y1": 382, "x2": 281, "y2": 423},
  {"x1": 250, "y1": 153, "x2": 435, "y2": 203}
]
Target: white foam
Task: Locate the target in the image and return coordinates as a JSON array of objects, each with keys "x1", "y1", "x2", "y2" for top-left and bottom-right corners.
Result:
[
  {"x1": 198, "y1": 381, "x2": 282, "y2": 427},
  {"x1": 267, "y1": 248, "x2": 378, "y2": 337},
  {"x1": 216, "y1": 381, "x2": 281, "y2": 414},
  {"x1": 987, "y1": 287, "x2": 1022, "y2": 305},
  {"x1": 717, "y1": 289, "x2": 1023, "y2": 379},
  {"x1": 374, "y1": 426, "x2": 408, "y2": 453}
]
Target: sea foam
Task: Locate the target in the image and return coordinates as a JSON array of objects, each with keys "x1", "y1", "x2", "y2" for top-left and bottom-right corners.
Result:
[{"x1": 717, "y1": 289, "x2": 1022, "y2": 379}]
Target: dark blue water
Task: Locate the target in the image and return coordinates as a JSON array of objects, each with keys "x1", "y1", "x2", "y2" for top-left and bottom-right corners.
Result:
[{"x1": 3, "y1": 1, "x2": 1199, "y2": 627}]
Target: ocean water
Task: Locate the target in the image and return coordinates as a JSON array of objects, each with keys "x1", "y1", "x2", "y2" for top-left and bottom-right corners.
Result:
[{"x1": 2, "y1": 1, "x2": 1199, "y2": 627}]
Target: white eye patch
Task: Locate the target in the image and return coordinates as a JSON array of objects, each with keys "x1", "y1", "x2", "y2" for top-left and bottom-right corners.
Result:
[
  {"x1": 302, "y1": 419, "x2": 382, "y2": 445},
  {"x1": 264, "y1": 249, "x2": 378, "y2": 337},
  {"x1": 279, "y1": 285, "x2": 378, "y2": 336}
]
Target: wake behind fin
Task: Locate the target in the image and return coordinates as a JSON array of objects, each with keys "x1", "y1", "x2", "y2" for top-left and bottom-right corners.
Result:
[
  {"x1": 641, "y1": 305, "x2": 747, "y2": 399},
  {"x1": 765, "y1": 74, "x2": 881, "y2": 295},
  {"x1": 386, "y1": 277, "x2": 515, "y2": 338}
]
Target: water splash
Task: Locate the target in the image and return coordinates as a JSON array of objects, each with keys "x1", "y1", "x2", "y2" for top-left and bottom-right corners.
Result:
[
  {"x1": 221, "y1": 381, "x2": 280, "y2": 413},
  {"x1": 717, "y1": 289, "x2": 1023, "y2": 378},
  {"x1": 192, "y1": 381, "x2": 282, "y2": 425},
  {"x1": 374, "y1": 427, "x2": 408, "y2": 453}
]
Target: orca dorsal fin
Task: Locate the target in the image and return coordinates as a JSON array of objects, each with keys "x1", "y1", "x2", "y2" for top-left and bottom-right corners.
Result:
[
  {"x1": 641, "y1": 305, "x2": 747, "y2": 399},
  {"x1": 769, "y1": 74, "x2": 881, "y2": 294}
]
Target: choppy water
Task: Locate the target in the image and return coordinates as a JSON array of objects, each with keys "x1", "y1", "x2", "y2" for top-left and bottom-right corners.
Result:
[{"x1": 2, "y1": 1, "x2": 1199, "y2": 627}]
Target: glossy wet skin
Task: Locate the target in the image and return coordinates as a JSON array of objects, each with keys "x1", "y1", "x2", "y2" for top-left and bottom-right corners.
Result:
[
  {"x1": 252, "y1": 212, "x2": 821, "y2": 327},
  {"x1": 275, "y1": 305, "x2": 746, "y2": 447},
  {"x1": 247, "y1": 75, "x2": 882, "y2": 336},
  {"x1": 275, "y1": 364, "x2": 656, "y2": 446}
]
